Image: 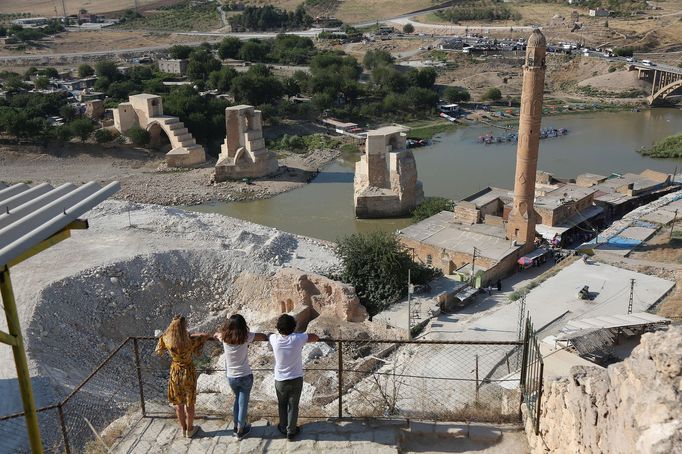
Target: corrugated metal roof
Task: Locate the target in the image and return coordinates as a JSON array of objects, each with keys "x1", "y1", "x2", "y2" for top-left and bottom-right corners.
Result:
[
  {"x1": 0, "y1": 181, "x2": 120, "y2": 268},
  {"x1": 559, "y1": 312, "x2": 670, "y2": 339}
]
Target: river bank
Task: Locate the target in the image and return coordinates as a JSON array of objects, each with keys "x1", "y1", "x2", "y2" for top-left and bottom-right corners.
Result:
[{"x1": 0, "y1": 141, "x2": 340, "y2": 206}]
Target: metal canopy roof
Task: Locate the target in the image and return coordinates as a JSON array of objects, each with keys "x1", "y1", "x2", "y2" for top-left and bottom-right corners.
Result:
[
  {"x1": 0, "y1": 181, "x2": 120, "y2": 268},
  {"x1": 559, "y1": 312, "x2": 671, "y2": 339}
]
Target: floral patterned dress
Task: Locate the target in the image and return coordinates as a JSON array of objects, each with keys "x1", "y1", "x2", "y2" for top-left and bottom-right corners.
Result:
[{"x1": 155, "y1": 336, "x2": 206, "y2": 405}]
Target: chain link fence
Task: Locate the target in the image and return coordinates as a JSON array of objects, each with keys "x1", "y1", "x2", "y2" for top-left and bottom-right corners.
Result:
[{"x1": 1, "y1": 334, "x2": 540, "y2": 452}]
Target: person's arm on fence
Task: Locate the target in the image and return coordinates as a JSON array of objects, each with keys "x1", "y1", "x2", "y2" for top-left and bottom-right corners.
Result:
[
  {"x1": 252, "y1": 333, "x2": 268, "y2": 341},
  {"x1": 306, "y1": 333, "x2": 320, "y2": 343}
]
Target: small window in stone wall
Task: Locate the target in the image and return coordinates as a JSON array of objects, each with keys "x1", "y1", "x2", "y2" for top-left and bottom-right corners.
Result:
[{"x1": 426, "y1": 254, "x2": 432, "y2": 265}]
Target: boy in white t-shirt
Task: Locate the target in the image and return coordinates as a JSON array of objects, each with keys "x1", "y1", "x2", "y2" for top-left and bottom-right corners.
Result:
[{"x1": 268, "y1": 314, "x2": 320, "y2": 440}]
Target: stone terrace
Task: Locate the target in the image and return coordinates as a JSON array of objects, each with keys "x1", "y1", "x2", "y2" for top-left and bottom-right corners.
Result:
[{"x1": 111, "y1": 417, "x2": 527, "y2": 453}]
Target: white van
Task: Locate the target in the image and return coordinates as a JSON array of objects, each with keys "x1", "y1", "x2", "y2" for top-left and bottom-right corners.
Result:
[{"x1": 641, "y1": 59, "x2": 653, "y2": 66}]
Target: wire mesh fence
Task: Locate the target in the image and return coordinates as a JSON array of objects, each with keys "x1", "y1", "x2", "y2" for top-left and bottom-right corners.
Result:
[
  {"x1": 1, "y1": 334, "x2": 540, "y2": 452},
  {"x1": 520, "y1": 317, "x2": 544, "y2": 435}
]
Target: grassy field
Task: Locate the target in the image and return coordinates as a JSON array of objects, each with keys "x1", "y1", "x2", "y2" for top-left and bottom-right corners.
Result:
[
  {"x1": 114, "y1": 2, "x2": 220, "y2": 31},
  {"x1": 0, "y1": 0, "x2": 182, "y2": 16}
]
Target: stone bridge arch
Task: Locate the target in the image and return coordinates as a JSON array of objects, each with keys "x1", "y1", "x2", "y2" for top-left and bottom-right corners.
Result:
[
  {"x1": 649, "y1": 79, "x2": 682, "y2": 105},
  {"x1": 146, "y1": 119, "x2": 182, "y2": 150}
]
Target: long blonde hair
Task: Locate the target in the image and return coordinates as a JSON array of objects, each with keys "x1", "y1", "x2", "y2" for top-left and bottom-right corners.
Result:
[{"x1": 162, "y1": 315, "x2": 191, "y2": 353}]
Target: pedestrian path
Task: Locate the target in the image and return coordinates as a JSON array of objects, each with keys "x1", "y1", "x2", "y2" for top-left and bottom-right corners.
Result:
[{"x1": 110, "y1": 417, "x2": 527, "y2": 453}]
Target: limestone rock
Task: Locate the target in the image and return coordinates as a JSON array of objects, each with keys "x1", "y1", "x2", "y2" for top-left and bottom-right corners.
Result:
[
  {"x1": 270, "y1": 268, "x2": 368, "y2": 324},
  {"x1": 525, "y1": 326, "x2": 682, "y2": 454}
]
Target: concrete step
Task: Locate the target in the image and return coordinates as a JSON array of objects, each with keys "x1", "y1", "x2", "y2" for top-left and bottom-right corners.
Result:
[
  {"x1": 178, "y1": 138, "x2": 197, "y2": 147},
  {"x1": 172, "y1": 127, "x2": 189, "y2": 137},
  {"x1": 175, "y1": 133, "x2": 193, "y2": 143}
]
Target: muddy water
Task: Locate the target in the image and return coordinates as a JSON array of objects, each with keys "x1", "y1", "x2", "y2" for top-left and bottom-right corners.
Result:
[{"x1": 190, "y1": 108, "x2": 682, "y2": 241}]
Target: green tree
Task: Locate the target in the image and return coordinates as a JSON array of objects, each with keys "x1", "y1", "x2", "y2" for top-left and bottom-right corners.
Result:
[
  {"x1": 69, "y1": 118, "x2": 95, "y2": 142},
  {"x1": 59, "y1": 104, "x2": 77, "y2": 122},
  {"x1": 403, "y1": 23, "x2": 415, "y2": 34},
  {"x1": 38, "y1": 67, "x2": 58, "y2": 78},
  {"x1": 126, "y1": 125, "x2": 151, "y2": 146},
  {"x1": 410, "y1": 67, "x2": 437, "y2": 89},
  {"x1": 238, "y1": 39, "x2": 271, "y2": 62},
  {"x1": 187, "y1": 49, "x2": 222, "y2": 81},
  {"x1": 363, "y1": 49, "x2": 394, "y2": 70},
  {"x1": 207, "y1": 66, "x2": 238, "y2": 92},
  {"x1": 231, "y1": 68, "x2": 283, "y2": 105},
  {"x1": 412, "y1": 197, "x2": 454, "y2": 222},
  {"x1": 95, "y1": 60, "x2": 120, "y2": 82},
  {"x1": 78, "y1": 63, "x2": 95, "y2": 78},
  {"x1": 217, "y1": 37, "x2": 242, "y2": 59},
  {"x1": 482, "y1": 87, "x2": 502, "y2": 101},
  {"x1": 335, "y1": 231, "x2": 441, "y2": 316},
  {"x1": 55, "y1": 124, "x2": 74, "y2": 142},
  {"x1": 34, "y1": 76, "x2": 50, "y2": 90},
  {"x1": 443, "y1": 85, "x2": 470, "y2": 103},
  {"x1": 169, "y1": 44, "x2": 194, "y2": 59}
]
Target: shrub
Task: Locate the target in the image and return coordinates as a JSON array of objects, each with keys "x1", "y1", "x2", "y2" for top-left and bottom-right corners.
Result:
[
  {"x1": 334, "y1": 231, "x2": 441, "y2": 316},
  {"x1": 78, "y1": 64, "x2": 94, "y2": 78},
  {"x1": 126, "y1": 125, "x2": 151, "y2": 146},
  {"x1": 68, "y1": 118, "x2": 94, "y2": 142},
  {"x1": 94, "y1": 128, "x2": 115, "y2": 144},
  {"x1": 443, "y1": 85, "x2": 470, "y2": 103},
  {"x1": 411, "y1": 197, "x2": 454, "y2": 222},
  {"x1": 482, "y1": 87, "x2": 502, "y2": 101},
  {"x1": 403, "y1": 23, "x2": 414, "y2": 34}
]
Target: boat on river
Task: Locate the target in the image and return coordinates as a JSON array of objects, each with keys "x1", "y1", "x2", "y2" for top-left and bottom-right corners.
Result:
[{"x1": 477, "y1": 127, "x2": 568, "y2": 144}]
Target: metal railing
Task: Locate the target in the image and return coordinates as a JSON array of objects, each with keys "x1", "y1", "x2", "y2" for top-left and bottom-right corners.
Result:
[
  {"x1": 1, "y1": 332, "x2": 544, "y2": 453},
  {"x1": 520, "y1": 317, "x2": 544, "y2": 435}
]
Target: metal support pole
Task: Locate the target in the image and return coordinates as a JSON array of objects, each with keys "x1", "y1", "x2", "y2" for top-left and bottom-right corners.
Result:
[
  {"x1": 518, "y1": 318, "x2": 531, "y2": 418},
  {"x1": 57, "y1": 404, "x2": 71, "y2": 454},
  {"x1": 407, "y1": 269, "x2": 412, "y2": 340},
  {"x1": 474, "y1": 354, "x2": 479, "y2": 403},
  {"x1": 132, "y1": 338, "x2": 146, "y2": 417},
  {"x1": 535, "y1": 362, "x2": 544, "y2": 435},
  {"x1": 627, "y1": 279, "x2": 635, "y2": 315},
  {"x1": 0, "y1": 266, "x2": 44, "y2": 453},
  {"x1": 337, "y1": 341, "x2": 343, "y2": 418}
]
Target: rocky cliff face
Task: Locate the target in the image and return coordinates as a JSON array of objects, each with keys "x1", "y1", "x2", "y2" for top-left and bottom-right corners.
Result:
[{"x1": 525, "y1": 326, "x2": 682, "y2": 454}]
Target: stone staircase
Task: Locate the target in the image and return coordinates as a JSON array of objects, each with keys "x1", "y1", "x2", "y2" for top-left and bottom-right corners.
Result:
[{"x1": 150, "y1": 116, "x2": 205, "y2": 168}]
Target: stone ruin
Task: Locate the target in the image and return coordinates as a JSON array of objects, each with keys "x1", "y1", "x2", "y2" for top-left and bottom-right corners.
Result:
[
  {"x1": 112, "y1": 93, "x2": 206, "y2": 168},
  {"x1": 270, "y1": 268, "x2": 368, "y2": 331},
  {"x1": 212, "y1": 105, "x2": 279, "y2": 182},
  {"x1": 354, "y1": 126, "x2": 424, "y2": 218},
  {"x1": 84, "y1": 99, "x2": 104, "y2": 120}
]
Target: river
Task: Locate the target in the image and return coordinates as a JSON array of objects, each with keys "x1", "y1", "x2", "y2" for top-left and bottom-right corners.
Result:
[{"x1": 190, "y1": 108, "x2": 682, "y2": 241}]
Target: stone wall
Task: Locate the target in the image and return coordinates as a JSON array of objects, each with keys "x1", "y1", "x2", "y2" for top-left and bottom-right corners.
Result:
[{"x1": 525, "y1": 326, "x2": 682, "y2": 454}]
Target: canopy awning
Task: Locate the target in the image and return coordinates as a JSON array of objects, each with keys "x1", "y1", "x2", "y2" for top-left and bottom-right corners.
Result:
[
  {"x1": 558, "y1": 312, "x2": 671, "y2": 340},
  {"x1": 535, "y1": 205, "x2": 604, "y2": 240},
  {"x1": 0, "y1": 181, "x2": 120, "y2": 268}
]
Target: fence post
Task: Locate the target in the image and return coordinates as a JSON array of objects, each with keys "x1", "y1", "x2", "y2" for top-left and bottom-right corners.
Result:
[
  {"x1": 474, "y1": 354, "x2": 479, "y2": 403},
  {"x1": 132, "y1": 338, "x2": 146, "y2": 417},
  {"x1": 57, "y1": 403, "x2": 71, "y2": 454},
  {"x1": 518, "y1": 318, "x2": 531, "y2": 418},
  {"x1": 535, "y1": 362, "x2": 544, "y2": 435},
  {"x1": 337, "y1": 340, "x2": 343, "y2": 418}
]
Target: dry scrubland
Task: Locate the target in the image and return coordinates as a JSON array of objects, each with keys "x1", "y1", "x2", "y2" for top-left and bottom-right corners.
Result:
[
  {"x1": 0, "y1": 30, "x2": 216, "y2": 57},
  {"x1": 0, "y1": 0, "x2": 177, "y2": 16}
]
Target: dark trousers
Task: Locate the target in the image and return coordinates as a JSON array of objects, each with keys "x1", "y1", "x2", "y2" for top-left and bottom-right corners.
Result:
[{"x1": 275, "y1": 377, "x2": 303, "y2": 434}]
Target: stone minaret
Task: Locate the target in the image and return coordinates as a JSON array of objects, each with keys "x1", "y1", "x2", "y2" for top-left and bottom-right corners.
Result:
[{"x1": 506, "y1": 29, "x2": 547, "y2": 248}]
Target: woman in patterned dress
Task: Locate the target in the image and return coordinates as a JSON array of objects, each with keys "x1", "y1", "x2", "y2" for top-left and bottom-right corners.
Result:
[{"x1": 155, "y1": 315, "x2": 211, "y2": 438}]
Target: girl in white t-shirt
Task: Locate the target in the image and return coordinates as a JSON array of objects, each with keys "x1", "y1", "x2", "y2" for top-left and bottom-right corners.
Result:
[{"x1": 215, "y1": 314, "x2": 267, "y2": 440}]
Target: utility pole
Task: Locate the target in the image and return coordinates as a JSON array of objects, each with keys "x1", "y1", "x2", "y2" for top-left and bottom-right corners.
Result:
[
  {"x1": 61, "y1": 0, "x2": 67, "y2": 20},
  {"x1": 471, "y1": 247, "x2": 479, "y2": 286},
  {"x1": 670, "y1": 209, "x2": 678, "y2": 240},
  {"x1": 517, "y1": 294, "x2": 526, "y2": 342},
  {"x1": 627, "y1": 279, "x2": 635, "y2": 315}
]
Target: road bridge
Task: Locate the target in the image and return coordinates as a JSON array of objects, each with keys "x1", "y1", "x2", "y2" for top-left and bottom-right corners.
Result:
[{"x1": 630, "y1": 63, "x2": 682, "y2": 105}]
